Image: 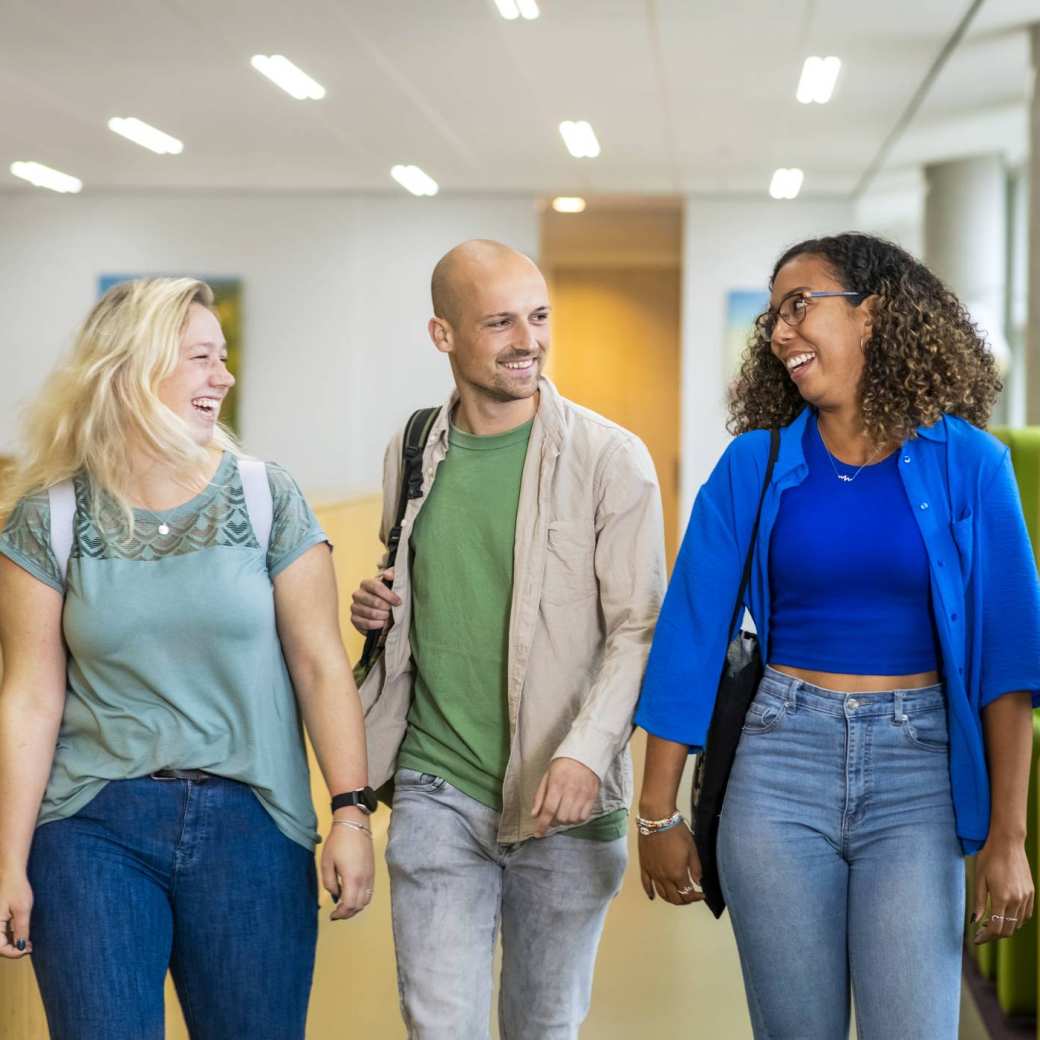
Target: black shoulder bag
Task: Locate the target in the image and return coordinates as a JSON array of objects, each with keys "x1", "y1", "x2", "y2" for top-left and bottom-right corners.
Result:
[
  {"x1": 352, "y1": 406, "x2": 440, "y2": 686},
  {"x1": 691, "y1": 427, "x2": 779, "y2": 918}
]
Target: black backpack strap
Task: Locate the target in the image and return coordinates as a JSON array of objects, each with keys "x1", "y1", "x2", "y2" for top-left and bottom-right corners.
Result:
[
  {"x1": 725, "y1": 428, "x2": 780, "y2": 639},
  {"x1": 357, "y1": 406, "x2": 440, "y2": 673}
]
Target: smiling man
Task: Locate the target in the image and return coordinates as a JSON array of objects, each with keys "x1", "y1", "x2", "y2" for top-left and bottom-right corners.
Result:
[{"x1": 351, "y1": 239, "x2": 666, "y2": 1038}]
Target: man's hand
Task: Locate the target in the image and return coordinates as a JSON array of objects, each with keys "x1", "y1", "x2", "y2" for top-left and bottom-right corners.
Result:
[
  {"x1": 531, "y1": 757, "x2": 600, "y2": 837},
  {"x1": 350, "y1": 568, "x2": 401, "y2": 635}
]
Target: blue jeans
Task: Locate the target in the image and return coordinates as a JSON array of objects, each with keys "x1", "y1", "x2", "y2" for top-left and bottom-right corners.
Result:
[
  {"x1": 27, "y1": 775, "x2": 318, "y2": 1040},
  {"x1": 386, "y1": 768, "x2": 627, "y2": 1039},
  {"x1": 717, "y1": 667, "x2": 964, "y2": 1040}
]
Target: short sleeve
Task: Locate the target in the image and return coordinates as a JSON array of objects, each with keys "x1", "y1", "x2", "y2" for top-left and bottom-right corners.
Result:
[
  {"x1": 0, "y1": 490, "x2": 65, "y2": 593},
  {"x1": 265, "y1": 463, "x2": 330, "y2": 579},
  {"x1": 976, "y1": 450, "x2": 1040, "y2": 708}
]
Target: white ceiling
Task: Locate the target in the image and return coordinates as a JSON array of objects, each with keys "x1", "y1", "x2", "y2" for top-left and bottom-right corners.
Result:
[{"x1": 1, "y1": 0, "x2": 1037, "y2": 198}]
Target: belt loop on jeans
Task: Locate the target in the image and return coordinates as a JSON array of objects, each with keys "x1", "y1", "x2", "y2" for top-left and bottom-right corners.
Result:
[{"x1": 893, "y1": 690, "x2": 908, "y2": 723}]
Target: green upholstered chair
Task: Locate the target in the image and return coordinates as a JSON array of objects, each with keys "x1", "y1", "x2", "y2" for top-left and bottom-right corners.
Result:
[
  {"x1": 995, "y1": 714, "x2": 1040, "y2": 1014},
  {"x1": 978, "y1": 429, "x2": 1040, "y2": 1010}
]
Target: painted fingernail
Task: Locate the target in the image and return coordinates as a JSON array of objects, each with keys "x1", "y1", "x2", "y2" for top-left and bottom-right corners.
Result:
[
  {"x1": 16, "y1": 939, "x2": 25, "y2": 952},
  {"x1": 970, "y1": 913, "x2": 977, "y2": 924}
]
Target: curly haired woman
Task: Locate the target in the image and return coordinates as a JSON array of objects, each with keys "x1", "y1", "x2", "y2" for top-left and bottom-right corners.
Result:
[{"x1": 635, "y1": 233, "x2": 1040, "y2": 1039}]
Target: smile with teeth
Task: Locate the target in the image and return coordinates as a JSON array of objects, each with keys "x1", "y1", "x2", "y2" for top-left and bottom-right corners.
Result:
[
  {"x1": 191, "y1": 397, "x2": 221, "y2": 415},
  {"x1": 502, "y1": 358, "x2": 536, "y2": 371},
  {"x1": 786, "y1": 352, "x2": 815, "y2": 372}
]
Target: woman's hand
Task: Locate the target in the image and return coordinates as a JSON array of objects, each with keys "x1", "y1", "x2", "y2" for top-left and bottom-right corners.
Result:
[
  {"x1": 321, "y1": 822, "x2": 375, "y2": 922},
  {"x1": 639, "y1": 822, "x2": 705, "y2": 907},
  {"x1": 972, "y1": 835, "x2": 1035, "y2": 944},
  {"x1": 0, "y1": 870, "x2": 33, "y2": 958}
]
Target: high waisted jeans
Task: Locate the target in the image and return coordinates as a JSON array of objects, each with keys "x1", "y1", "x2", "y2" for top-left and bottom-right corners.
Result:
[
  {"x1": 717, "y1": 667, "x2": 964, "y2": 1040},
  {"x1": 27, "y1": 775, "x2": 318, "y2": 1040}
]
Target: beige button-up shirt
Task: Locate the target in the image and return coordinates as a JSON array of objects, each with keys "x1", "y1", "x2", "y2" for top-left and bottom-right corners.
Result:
[{"x1": 359, "y1": 378, "x2": 666, "y2": 842}]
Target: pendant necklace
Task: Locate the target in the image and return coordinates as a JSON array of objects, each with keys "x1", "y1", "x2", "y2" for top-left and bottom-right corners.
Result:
[{"x1": 817, "y1": 419, "x2": 880, "y2": 484}]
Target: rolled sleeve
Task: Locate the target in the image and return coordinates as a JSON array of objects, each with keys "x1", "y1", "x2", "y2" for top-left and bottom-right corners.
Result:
[{"x1": 977, "y1": 450, "x2": 1040, "y2": 709}]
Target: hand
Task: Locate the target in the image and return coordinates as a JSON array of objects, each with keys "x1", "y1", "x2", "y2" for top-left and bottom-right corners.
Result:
[
  {"x1": 531, "y1": 758, "x2": 600, "y2": 837},
  {"x1": 350, "y1": 568, "x2": 401, "y2": 636},
  {"x1": 972, "y1": 835, "x2": 1034, "y2": 944},
  {"x1": 321, "y1": 817, "x2": 375, "y2": 921},
  {"x1": 0, "y1": 871, "x2": 33, "y2": 959},
  {"x1": 639, "y1": 821, "x2": 704, "y2": 907}
]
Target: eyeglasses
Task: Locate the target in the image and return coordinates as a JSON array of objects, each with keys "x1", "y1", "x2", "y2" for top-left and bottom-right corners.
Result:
[{"x1": 757, "y1": 290, "x2": 870, "y2": 338}]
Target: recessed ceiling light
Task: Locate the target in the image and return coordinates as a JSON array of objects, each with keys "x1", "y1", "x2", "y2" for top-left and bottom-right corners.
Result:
[
  {"x1": 769, "y1": 168, "x2": 804, "y2": 200},
  {"x1": 10, "y1": 161, "x2": 82, "y2": 194},
  {"x1": 796, "y1": 56, "x2": 841, "y2": 104},
  {"x1": 250, "y1": 55, "x2": 326, "y2": 100},
  {"x1": 552, "y1": 196, "x2": 586, "y2": 213},
  {"x1": 559, "y1": 121, "x2": 601, "y2": 159},
  {"x1": 108, "y1": 117, "x2": 183, "y2": 155},
  {"x1": 493, "y1": 0, "x2": 539, "y2": 19},
  {"x1": 391, "y1": 165, "x2": 439, "y2": 197}
]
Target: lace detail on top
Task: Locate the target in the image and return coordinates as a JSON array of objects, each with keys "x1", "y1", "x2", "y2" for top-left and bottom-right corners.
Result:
[
  {"x1": 74, "y1": 461, "x2": 256, "y2": 563},
  {"x1": 0, "y1": 457, "x2": 325, "y2": 584},
  {"x1": 0, "y1": 489, "x2": 62, "y2": 590}
]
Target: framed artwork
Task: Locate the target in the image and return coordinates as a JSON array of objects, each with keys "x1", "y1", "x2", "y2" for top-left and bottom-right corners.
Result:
[
  {"x1": 98, "y1": 275, "x2": 243, "y2": 434},
  {"x1": 724, "y1": 290, "x2": 769, "y2": 383}
]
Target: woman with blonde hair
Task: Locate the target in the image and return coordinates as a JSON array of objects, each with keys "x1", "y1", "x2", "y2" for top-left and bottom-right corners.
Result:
[{"x1": 0, "y1": 279, "x2": 375, "y2": 1039}]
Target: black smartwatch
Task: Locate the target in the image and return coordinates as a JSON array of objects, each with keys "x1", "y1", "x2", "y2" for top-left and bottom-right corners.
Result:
[{"x1": 331, "y1": 787, "x2": 378, "y2": 815}]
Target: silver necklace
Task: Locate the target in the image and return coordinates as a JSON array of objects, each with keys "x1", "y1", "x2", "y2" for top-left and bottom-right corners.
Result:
[{"x1": 817, "y1": 420, "x2": 880, "y2": 484}]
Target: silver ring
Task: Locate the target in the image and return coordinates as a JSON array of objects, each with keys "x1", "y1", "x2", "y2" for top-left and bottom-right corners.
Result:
[{"x1": 678, "y1": 885, "x2": 695, "y2": 896}]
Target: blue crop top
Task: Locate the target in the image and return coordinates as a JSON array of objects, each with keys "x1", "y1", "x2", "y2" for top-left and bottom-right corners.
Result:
[{"x1": 768, "y1": 418, "x2": 939, "y2": 675}]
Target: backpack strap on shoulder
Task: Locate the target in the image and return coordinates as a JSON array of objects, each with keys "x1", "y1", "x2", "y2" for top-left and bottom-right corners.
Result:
[
  {"x1": 48, "y1": 479, "x2": 77, "y2": 586},
  {"x1": 357, "y1": 406, "x2": 440, "y2": 674},
  {"x1": 239, "y1": 458, "x2": 274, "y2": 559}
]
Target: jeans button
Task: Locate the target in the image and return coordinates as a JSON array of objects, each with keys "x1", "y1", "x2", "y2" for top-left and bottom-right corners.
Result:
[{"x1": 847, "y1": 698, "x2": 859, "y2": 709}]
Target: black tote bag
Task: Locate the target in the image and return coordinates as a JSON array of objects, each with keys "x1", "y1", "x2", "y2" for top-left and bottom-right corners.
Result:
[{"x1": 691, "y1": 427, "x2": 779, "y2": 918}]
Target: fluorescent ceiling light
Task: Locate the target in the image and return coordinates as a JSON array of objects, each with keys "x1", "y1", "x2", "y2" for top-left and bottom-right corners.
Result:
[
  {"x1": 769, "y1": 168, "x2": 804, "y2": 200},
  {"x1": 250, "y1": 54, "x2": 326, "y2": 100},
  {"x1": 108, "y1": 117, "x2": 183, "y2": 155},
  {"x1": 552, "y1": 196, "x2": 586, "y2": 213},
  {"x1": 796, "y1": 56, "x2": 841, "y2": 104},
  {"x1": 10, "y1": 161, "x2": 82, "y2": 194},
  {"x1": 559, "y1": 121, "x2": 601, "y2": 159},
  {"x1": 391, "y1": 164, "x2": 439, "y2": 197},
  {"x1": 493, "y1": 0, "x2": 538, "y2": 18}
]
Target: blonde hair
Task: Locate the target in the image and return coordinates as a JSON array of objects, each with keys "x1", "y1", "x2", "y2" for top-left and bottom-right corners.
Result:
[{"x1": 0, "y1": 278, "x2": 239, "y2": 530}]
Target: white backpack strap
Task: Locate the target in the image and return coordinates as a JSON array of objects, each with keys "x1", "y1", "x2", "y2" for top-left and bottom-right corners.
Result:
[
  {"x1": 47, "y1": 479, "x2": 77, "y2": 586},
  {"x1": 239, "y1": 458, "x2": 273, "y2": 560}
]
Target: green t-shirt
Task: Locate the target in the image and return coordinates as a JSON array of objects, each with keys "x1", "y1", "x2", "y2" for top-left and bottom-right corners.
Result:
[
  {"x1": 0, "y1": 454, "x2": 328, "y2": 849},
  {"x1": 400, "y1": 420, "x2": 625, "y2": 842}
]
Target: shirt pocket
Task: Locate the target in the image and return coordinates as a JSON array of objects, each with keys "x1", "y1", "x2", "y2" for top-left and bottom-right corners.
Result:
[
  {"x1": 542, "y1": 520, "x2": 598, "y2": 605},
  {"x1": 951, "y1": 509, "x2": 973, "y2": 583}
]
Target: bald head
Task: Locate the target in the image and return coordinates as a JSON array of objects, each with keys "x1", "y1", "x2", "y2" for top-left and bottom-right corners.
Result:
[{"x1": 431, "y1": 240, "x2": 542, "y2": 328}]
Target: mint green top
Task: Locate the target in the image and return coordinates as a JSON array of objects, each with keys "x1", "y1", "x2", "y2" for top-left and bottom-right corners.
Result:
[
  {"x1": 401, "y1": 420, "x2": 625, "y2": 841},
  {"x1": 0, "y1": 454, "x2": 327, "y2": 849}
]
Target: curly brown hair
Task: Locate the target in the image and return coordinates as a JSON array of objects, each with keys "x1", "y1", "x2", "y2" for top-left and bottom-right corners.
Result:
[{"x1": 727, "y1": 232, "x2": 1002, "y2": 444}]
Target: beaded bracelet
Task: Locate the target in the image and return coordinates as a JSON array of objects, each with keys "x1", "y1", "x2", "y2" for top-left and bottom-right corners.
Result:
[{"x1": 635, "y1": 810, "x2": 685, "y2": 837}]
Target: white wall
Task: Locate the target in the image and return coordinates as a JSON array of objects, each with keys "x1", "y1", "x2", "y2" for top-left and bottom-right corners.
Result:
[
  {"x1": 679, "y1": 196, "x2": 855, "y2": 522},
  {"x1": 0, "y1": 191, "x2": 539, "y2": 499}
]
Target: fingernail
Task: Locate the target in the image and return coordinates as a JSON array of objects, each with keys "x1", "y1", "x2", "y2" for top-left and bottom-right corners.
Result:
[
  {"x1": 970, "y1": 913, "x2": 977, "y2": 924},
  {"x1": 16, "y1": 940, "x2": 25, "y2": 952}
]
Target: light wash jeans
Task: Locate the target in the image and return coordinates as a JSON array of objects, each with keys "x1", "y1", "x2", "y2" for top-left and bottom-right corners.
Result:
[
  {"x1": 386, "y1": 768, "x2": 627, "y2": 1039},
  {"x1": 717, "y1": 667, "x2": 964, "y2": 1040}
]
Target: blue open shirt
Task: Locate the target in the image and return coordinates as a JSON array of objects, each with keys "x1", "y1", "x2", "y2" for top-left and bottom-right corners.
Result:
[{"x1": 635, "y1": 408, "x2": 1040, "y2": 853}]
